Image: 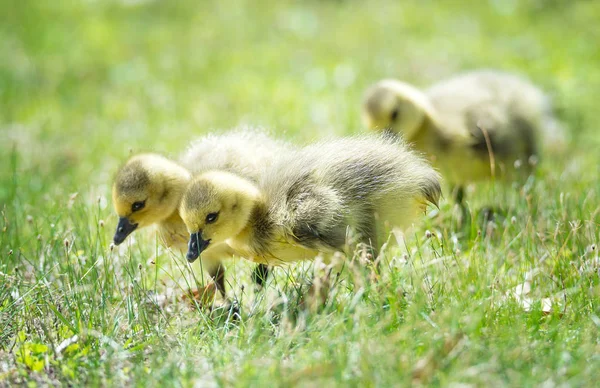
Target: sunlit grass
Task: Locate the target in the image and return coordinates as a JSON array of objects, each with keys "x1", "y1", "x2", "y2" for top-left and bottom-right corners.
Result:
[{"x1": 1, "y1": 0, "x2": 599, "y2": 385}]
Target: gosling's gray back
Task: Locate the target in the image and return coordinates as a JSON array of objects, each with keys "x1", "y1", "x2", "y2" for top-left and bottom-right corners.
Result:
[
  {"x1": 258, "y1": 134, "x2": 441, "y2": 251},
  {"x1": 263, "y1": 134, "x2": 439, "y2": 202},
  {"x1": 180, "y1": 127, "x2": 293, "y2": 182},
  {"x1": 426, "y1": 70, "x2": 563, "y2": 158}
]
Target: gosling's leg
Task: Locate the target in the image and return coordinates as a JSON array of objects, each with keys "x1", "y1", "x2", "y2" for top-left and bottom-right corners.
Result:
[
  {"x1": 251, "y1": 264, "x2": 270, "y2": 288},
  {"x1": 453, "y1": 184, "x2": 505, "y2": 229},
  {"x1": 206, "y1": 262, "x2": 227, "y2": 298},
  {"x1": 356, "y1": 233, "x2": 380, "y2": 284},
  {"x1": 184, "y1": 257, "x2": 224, "y2": 307},
  {"x1": 200, "y1": 245, "x2": 232, "y2": 299},
  {"x1": 476, "y1": 206, "x2": 507, "y2": 226},
  {"x1": 451, "y1": 184, "x2": 470, "y2": 229},
  {"x1": 204, "y1": 258, "x2": 240, "y2": 319},
  {"x1": 355, "y1": 210, "x2": 380, "y2": 270},
  {"x1": 453, "y1": 185, "x2": 465, "y2": 205}
]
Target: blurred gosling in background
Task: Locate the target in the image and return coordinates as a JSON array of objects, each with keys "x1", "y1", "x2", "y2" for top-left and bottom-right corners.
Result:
[{"x1": 362, "y1": 70, "x2": 564, "y2": 204}]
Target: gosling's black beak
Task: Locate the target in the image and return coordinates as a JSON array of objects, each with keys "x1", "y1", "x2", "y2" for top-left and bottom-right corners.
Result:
[
  {"x1": 113, "y1": 217, "x2": 138, "y2": 245},
  {"x1": 187, "y1": 231, "x2": 211, "y2": 263}
]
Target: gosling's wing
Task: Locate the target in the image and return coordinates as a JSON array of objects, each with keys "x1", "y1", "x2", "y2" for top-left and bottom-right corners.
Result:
[
  {"x1": 463, "y1": 102, "x2": 538, "y2": 160},
  {"x1": 427, "y1": 70, "x2": 547, "y2": 159},
  {"x1": 290, "y1": 135, "x2": 441, "y2": 229},
  {"x1": 261, "y1": 135, "x2": 442, "y2": 251},
  {"x1": 284, "y1": 181, "x2": 347, "y2": 252}
]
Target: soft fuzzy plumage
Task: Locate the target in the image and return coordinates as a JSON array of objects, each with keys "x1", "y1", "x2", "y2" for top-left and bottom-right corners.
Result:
[
  {"x1": 180, "y1": 129, "x2": 293, "y2": 178},
  {"x1": 362, "y1": 70, "x2": 564, "y2": 186},
  {"x1": 111, "y1": 127, "x2": 292, "y2": 293},
  {"x1": 180, "y1": 134, "x2": 441, "y2": 266}
]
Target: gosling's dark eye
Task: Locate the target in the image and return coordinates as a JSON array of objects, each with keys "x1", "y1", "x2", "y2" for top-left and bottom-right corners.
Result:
[
  {"x1": 131, "y1": 201, "x2": 146, "y2": 212},
  {"x1": 205, "y1": 212, "x2": 219, "y2": 224},
  {"x1": 390, "y1": 108, "x2": 399, "y2": 122}
]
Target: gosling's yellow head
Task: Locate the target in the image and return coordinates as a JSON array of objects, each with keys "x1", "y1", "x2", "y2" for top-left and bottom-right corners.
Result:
[
  {"x1": 112, "y1": 154, "x2": 190, "y2": 245},
  {"x1": 362, "y1": 79, "x2": 434, "y2": 141},
  {"x1": 180, "y1": 171, "x2": 260, "y2": 263}
]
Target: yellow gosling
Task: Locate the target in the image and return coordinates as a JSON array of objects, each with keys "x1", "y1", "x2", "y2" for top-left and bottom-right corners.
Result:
[
  {"x1": 180, "y1": 135, "x2": 441, "y2": 267},
  {"x1": 362, "y1": 70, "x2": 564, "y2": 195},
  {"x1": 111, "y1": 128, "x2": 293, "y2": 294}
]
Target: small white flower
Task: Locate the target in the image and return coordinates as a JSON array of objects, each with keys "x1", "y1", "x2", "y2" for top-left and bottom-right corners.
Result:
[{"x1": 514, "y1": 159, "x2": 522, "y2": 169}]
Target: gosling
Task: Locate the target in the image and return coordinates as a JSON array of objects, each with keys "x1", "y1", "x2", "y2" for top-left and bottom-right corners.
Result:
[
  {"x1": 362, "y1": 70, "x2": 563, "y2": 201},
  {"x1": 180, "y1": 135, "x2": 441, "y2": 267},
  {"x1": 111, "y1": 128, "x2": 292, "y2": 294}
]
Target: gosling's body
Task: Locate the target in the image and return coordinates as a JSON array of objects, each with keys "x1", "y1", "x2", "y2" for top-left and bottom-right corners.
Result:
[
  {"x1": 112, "y1": 128, "x2": 292, "y2": 293},
  {"x1": 363, "y1": 70, "x2": 563, "y2": 186},
  {"x1": 181, "y1": 135, "x2": 441, "y2": 266}
]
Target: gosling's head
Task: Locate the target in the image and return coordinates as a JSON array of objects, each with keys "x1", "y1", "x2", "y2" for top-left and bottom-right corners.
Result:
[
  {"x1": 112, "y1": 154, "x2": 190, "y2": 245},
  {"x1": 362, "y1": 79, "x2": 434, "y2": 140},
  {"x1": 180, "y1": 171, "x2": 260, "y2": 263}
]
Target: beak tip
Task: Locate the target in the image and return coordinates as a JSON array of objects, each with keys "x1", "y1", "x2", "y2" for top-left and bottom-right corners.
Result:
[
  {"x1": 186, "y1": 252, "x2": 199, "y2": 263},
  {"x1": 114, "y1": 217, "x2": 138, "y2": 245},
  {"x1": 187, "y1": 231, "x2": 210, "y2": 263},
  {"x1": 113, "y1": 233, "x2": 125, "y2": 245}
]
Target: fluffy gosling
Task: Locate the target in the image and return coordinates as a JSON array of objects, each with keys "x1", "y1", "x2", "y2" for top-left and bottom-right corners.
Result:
[
  {"x1": 180, "y1": 135, "x2": 441, "y2": 266},
  {"x1": 111, "y1": 129, "x2": 292, "y2": 294},
  {"x1": 362, "y1": 70, "x2": 563, "y2": 198}
]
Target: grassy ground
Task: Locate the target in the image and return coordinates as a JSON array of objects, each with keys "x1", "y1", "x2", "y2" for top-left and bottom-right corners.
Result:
[{"x1": 1, "y1": 0, "x2": 600, "y2": 385}]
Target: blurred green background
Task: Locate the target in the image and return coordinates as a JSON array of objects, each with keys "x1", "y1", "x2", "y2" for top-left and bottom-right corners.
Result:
[
  {"x1": 1, "y1": 0, "x2": 599, "y2": 204},
  {"x1": 1, "y1": 0, "x2": 600, "y2": 385}
]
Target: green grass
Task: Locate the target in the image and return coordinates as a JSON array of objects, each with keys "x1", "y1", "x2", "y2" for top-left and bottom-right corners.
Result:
[{"x1": 1, "y1": 0, "x2": 600, "y2": 385}]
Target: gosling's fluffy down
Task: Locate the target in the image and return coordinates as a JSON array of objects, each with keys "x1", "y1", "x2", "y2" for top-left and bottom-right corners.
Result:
[
  {"x1": 362, "y1": 70, "x2": 564, "y2": 185},
  {"x1": 112, "y1": 128, "x2": 292, "y2": 248},
  {"x1": 111, "y1": 128, "x2": 292, "y2": 292},
  {"x1": 180, "y1": 129, "x2": 293, "y2": 179},
  {"x1": 180, "y1": 135, "x2": 441, "y2": 266}
]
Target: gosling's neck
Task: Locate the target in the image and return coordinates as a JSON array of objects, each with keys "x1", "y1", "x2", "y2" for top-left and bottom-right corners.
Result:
[
  {"x1": 229, "y1": 190, "x2": 272, "y2": 257},
  {"x1": 409, "y1": 108, "x2": 450, "y2": 156},
  {"x1": 160, "y1": 164, "x2": 192, "y2": 222}
]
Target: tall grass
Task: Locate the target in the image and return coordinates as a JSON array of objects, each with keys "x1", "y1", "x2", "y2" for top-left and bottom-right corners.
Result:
[{"x1": 1, "y1": 0, "x2": 599, "y2": 385}]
